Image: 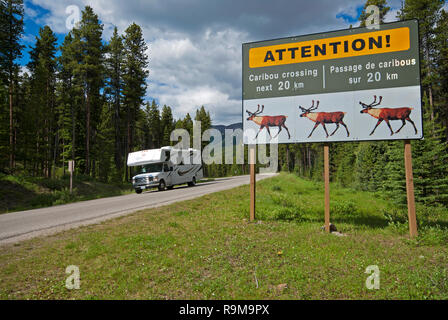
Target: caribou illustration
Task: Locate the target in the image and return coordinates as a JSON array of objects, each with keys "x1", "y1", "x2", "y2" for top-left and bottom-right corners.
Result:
[
  {"x1": 359, "y1": 95, "x2": 417, "y2": 136},
  {"x1": 246, "y1": 105, "x2": 291, "y2": 139},
  {"x1": 299, "y1": 100, "x2": 349, "y2": 138}
]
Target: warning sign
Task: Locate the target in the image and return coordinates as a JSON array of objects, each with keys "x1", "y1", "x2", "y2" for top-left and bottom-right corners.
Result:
[
  {"x1": 242, "y1": 20, "x2": 422, "y2": 144},
  {"x1": 249, "y1": 27, "x2": 410, "y2": 68}
]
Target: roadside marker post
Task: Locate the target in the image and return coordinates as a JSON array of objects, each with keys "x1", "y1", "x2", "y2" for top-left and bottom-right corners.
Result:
[
  {"x1": 68, "y1": 160, "x2": 74, "y2": 194},
  {"x1": 249, "y1": 145, "x2": 256, "y2": 221},
  {"x1": 324, "y1": 144, "x2": 330, "y2": 233},
  {"x1": 404, "y1": 140, "x2": 418, "y2": 237}
]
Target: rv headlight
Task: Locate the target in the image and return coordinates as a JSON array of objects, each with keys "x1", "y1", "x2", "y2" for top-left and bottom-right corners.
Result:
[
  {"x1": 153, "y1": 176, "x2": 158, "y2": 181},
  {"x1": 132, "y1": 178, "x2": 135, "y2": 183}
]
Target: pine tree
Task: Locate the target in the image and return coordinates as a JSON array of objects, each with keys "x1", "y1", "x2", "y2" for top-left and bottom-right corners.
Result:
[
  {"x1": 105, "y1": 26, "x2": 125, "y2": 175},
  {"x1": 160, "y1": 105, "x2": 174, "y2": 146},
  {"x1": 382, "y1": 99, "x2": 448, "y2": 206},
  {"x1": 76, "y1": 6, "x2": 104, "y2": 175},
  {"x1": 146, "y1": 100, "x2": 160, "y2": 148},
  {"x1": 182, "y1": 113, "x2": 193, "y2": 146},
  {"x1": 398, "y1": 0, "x2": 443, "y2": 117},
  {"x1": 28, "y1": 25, "x2": 58, "y2": 177},
  {"x1": 434, "y1": 9, "x2": 448, "y2": 140},
  {"x1": 95, "y1": 101, "x2": 115, "y2": 182},
  {"x1": 0, "y1": 0, "x2": 24, "y2": 170},
  {"x1": 123, "y1": 22, "x2": 148, "y2": 179},
  {"x1": 58, "y1": 32, "x2": 76, "y2": 171},
  {"x1": 412, "y1": 106, "x2": 448, "y2": 205}
]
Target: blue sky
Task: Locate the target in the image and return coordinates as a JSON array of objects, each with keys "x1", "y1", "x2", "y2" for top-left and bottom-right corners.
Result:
[{"x1": 19, "y1": 0, "x2": 423, "y2": 125}]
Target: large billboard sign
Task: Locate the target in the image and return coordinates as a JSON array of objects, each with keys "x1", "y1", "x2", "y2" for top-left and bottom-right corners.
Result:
[{"x1": 242, "y1": 20, "x2": 422, "y2": 144}]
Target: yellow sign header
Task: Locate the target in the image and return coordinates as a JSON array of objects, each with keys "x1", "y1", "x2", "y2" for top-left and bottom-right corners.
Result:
[{"x1": 249, "y1": 27, "x2": 410, "y2": 68}]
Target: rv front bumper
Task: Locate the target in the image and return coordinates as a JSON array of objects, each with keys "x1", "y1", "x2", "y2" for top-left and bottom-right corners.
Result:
[{"x1": 132, "y1": 177, "x2": 159, "y2": 189}]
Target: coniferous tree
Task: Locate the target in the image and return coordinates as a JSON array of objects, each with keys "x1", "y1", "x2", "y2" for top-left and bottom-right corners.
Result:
[
  {"x1": 0, "y1": 0, "x2": 24, "y2": 170},
  {"x1": 435, "y1": 9, "x2": 448, "y2": 140},
  {"x1": 160, "y1": 105, "x2": 174, "y2": 146},
  {"x1": 96, "y1": 102, "x2": 114, "y2": 182},
  {"x1": 28, "y1": 25, "x2": 58, "y2": 177},
  {"x1": 76, "y1": 6, "x2": 104, "y2": 175},
  {"x1": 105, "y1": 26, "x2": 125, "y2": 175},
  {"x1": 398, "y1": 0, "x2": 443, "y2": 117},
  {"x1": 412, "y1": 105, "x2": 448, "y2": 205},
  {"x1": 147, "y1": 100, "x2": 161, "y2": 148},
  {"x1": 58, "y1": 32, "x2": 77, "y2": 171},
  {"x1": 123, "y1": 22, "x2": 148, "y2": 179}
]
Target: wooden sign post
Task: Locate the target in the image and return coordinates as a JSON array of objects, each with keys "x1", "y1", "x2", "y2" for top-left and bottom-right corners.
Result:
[
  {"x1": 68, "y1": 160, "x2": 74, "y2": 194},
  {"x1": 249, "y1": 145, "x2": 256, "y2": 221},
  {"x1": 404, "y1": 140, "x2": 418, "y2": 237},
  {"x1": 324, "y1": 144, "x2": 330, "y2": 232}
]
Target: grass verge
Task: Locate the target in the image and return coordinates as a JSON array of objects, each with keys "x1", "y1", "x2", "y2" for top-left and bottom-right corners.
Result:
[
  {"x1": 0, "y1": 173, "x2": 447, "y2": 299},
  {"x1": 0, "y1": 173, "x2": 132, "y2": 213}
]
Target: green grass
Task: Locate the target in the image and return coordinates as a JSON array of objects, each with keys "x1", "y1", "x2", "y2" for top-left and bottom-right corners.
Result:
[
  {"x1": 0, "y1": 173, "x2": 447, "y2": 299},
  {"x1": 0, "y1": 173, "x2": 133, "y2": 213}
]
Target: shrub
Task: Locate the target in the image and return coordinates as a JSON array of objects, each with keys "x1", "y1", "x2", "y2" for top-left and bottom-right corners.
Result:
[
  {"x1": 273, "y1": 207, "x2": 303, "y2": 222},
  {"x1": 332, "y1": 200, "x2": 359, "y2": 217}
]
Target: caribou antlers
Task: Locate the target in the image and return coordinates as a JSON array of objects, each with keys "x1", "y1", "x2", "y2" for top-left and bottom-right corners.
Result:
[
  {"x1": 299, "y1": 100, "x2": 319, "y2": 113},
  {"x1": 360, "y1": 95, "x2": 383, "y2": 109},
  {"x1": 246, "y1": 104, "x2": 264, "y2": 116}
]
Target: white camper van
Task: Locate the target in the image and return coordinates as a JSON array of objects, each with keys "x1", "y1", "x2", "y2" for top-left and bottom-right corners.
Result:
[{"x1": 127, "y1": 147, "x2": 203, "y2": 193}]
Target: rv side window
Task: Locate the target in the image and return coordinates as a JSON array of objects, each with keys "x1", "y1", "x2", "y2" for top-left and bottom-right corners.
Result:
[{"x1": 163, "y1": 164, "x2": 169, "y2": 172}]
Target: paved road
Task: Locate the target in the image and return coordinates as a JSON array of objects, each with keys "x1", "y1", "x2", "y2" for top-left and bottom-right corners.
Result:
[{"x1": 0, "y1": 173, "x2": 276, "y2": 245}]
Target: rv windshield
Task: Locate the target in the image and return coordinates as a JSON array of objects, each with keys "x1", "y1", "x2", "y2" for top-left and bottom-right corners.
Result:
[{"x1": 137, "y1": 163, "x2": 163, "y2": 174}]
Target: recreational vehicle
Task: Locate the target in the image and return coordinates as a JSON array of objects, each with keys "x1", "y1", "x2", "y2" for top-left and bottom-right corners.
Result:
[{"x1": 127, "y1": 147, "x2": 203, "y2": 193}]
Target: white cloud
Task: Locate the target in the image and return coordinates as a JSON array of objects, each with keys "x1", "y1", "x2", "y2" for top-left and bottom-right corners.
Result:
[
  {"x1": 148, "y1": 28, "x2": 246, "y2": 123},
  {"x1": 28, "y1": 0, "x2": 403, "y2": 124}
]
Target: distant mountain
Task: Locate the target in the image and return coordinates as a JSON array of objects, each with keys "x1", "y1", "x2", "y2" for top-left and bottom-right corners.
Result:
[
  {"x1": 211, "y1": 122, "x2": 242, "y2": 135},
  {"x1": 210, "y1": 122, "x2": 243, "y2": 146}
]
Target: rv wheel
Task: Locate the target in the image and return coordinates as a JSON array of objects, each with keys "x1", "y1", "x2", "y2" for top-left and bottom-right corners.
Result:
[
  {"x1": 135, "y1": 189, "x2": 142, "y2": 194},
  {"x1": 188, "y1": 176, "x2": 196, "y2": 187},
  {"x1": 158, "y1": 180, "x2": 166, "y2": 191}
]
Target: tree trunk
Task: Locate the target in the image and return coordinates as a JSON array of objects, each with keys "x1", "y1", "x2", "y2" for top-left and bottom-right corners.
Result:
[
  {"x1": 71, "y1": 96, "x2": 76, "y2": 161},
  {"x1": 86, "y1": 90, "x2": 90, "y2": 175},
  {"x1": 114, "y1": 99, "x2": 123, "y2": 173},
  {"x1": 126, "y1": 104, "x2": 131, "y2": 182},
  {"x1": 9, "y1": 83, "x2": 14, "y2": 170}
]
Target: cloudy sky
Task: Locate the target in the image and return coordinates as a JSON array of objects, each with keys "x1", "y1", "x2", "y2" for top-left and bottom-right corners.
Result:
[{"x1": 20, "y1": 0, "x2": 428, "y2": 125}]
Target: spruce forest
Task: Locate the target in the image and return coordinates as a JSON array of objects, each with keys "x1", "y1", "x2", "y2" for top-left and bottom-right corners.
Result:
[{"x1": 1, "y1": 0, "x2": 448, "y2": 209}]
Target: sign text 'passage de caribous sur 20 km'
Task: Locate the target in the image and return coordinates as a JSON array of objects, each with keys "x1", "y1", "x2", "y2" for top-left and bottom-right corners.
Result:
[{"x1": 242, "y1": 20, "x2": 423, "y2": 144}]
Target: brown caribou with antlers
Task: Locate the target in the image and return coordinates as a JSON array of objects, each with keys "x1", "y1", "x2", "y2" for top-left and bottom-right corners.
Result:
[
  {"x1": 359, "y1": 95, "x2": 417, "y2": 136},
  {"x1": 246, "y1": 105, "x2": 291, "y2": 139},
  {"x1": 299, "y1": 100, "x2": 350, "y2": 138}
]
